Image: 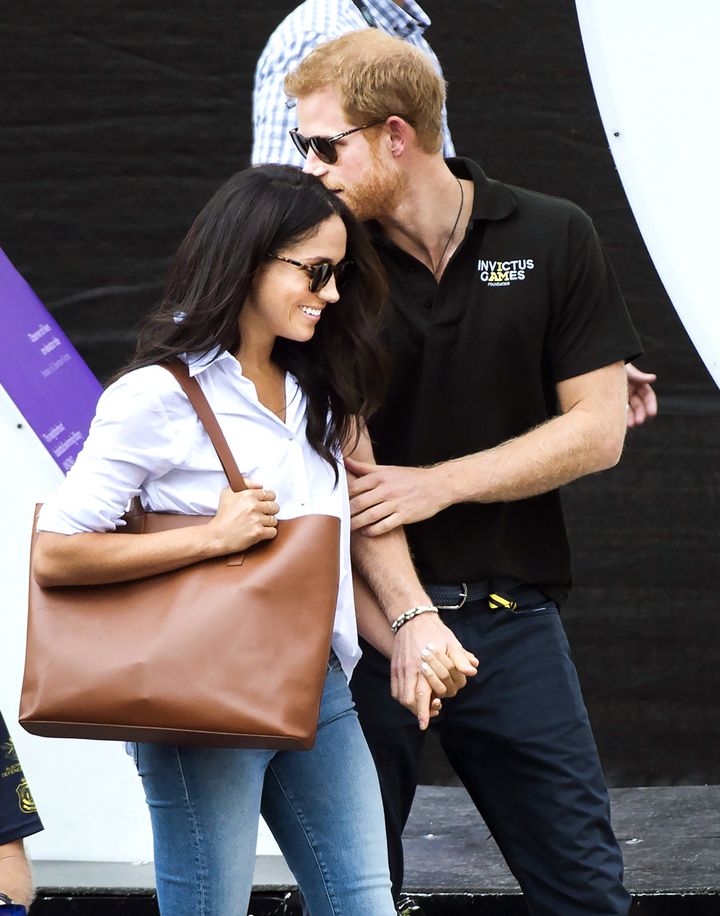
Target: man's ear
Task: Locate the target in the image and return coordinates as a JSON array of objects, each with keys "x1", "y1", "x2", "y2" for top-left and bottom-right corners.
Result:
[{"x1": 386, "y1": 116, "x2": 412, "y2": 158}]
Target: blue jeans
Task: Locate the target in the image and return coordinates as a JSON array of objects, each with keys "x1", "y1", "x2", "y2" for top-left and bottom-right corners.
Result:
[{"x1": 133, "y1": 655, "x2": 395, "y2": 916}]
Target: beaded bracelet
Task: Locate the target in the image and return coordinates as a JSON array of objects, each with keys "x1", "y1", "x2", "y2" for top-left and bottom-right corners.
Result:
[{"x1": 390, "y1": 604, "x2": 439, "y2": 635}]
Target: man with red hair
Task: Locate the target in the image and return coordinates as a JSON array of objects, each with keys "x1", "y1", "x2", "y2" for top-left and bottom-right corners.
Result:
[{"x1": 286, "y1": 29, "x2": 639, "y2": 915}]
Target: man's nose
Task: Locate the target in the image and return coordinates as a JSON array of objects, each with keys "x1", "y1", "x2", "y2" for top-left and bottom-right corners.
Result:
[{"x1": 303, "y1": 148, "x2": 329, "y2": 177}]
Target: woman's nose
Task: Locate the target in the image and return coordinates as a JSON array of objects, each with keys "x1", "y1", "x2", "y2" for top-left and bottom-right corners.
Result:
[{"x1": 319, "y1": 273, "x2": 340, "y2": 303}]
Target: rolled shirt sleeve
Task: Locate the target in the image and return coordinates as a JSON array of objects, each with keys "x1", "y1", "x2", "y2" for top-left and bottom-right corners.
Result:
[{"x1": 37, "y1": 369, "x2": 189, "y2": 535}]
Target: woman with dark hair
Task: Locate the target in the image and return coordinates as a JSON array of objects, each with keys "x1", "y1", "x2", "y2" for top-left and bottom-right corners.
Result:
[{"x1": 32, "y1": 165, "x2": 399, "y2": 915}]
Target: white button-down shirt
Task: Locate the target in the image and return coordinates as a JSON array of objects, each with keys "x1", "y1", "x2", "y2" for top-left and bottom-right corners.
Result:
[
  {"x1": 38, "y1": 350, "x2": 361, "y2": 678},
  {"x1": 252, "y1": 0, "x2": 455, "y2": 167}
]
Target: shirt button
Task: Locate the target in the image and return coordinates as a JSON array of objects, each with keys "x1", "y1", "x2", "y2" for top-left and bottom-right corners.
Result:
[{"x1": 423, "y1": 300, "x2": 433, "y2": 309}]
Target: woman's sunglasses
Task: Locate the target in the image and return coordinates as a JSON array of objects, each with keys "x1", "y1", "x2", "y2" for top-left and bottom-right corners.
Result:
[
  {"x1": 268, "y1": 254, "x2": 353, "y2": 292},
  {"x1": 288, "y1": 120, "x2": 386, "y2": 164}
]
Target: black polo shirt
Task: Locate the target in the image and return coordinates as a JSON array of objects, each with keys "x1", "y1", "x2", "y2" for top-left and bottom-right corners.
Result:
[
  {"x1": 0, "y1": 710, "x2": 43, "y2": 845},
  {"x1": 368, "y1": 158, "x2": 642, "y2": 604}
]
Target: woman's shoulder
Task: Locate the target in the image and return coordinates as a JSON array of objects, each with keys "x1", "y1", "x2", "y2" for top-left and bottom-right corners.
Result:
[
  {"x1": 99, "y1": 365, "x2": 190, "y2": 422},
  {"x1": 107, "y1": 364, "x2": 181, "y2": 393}
]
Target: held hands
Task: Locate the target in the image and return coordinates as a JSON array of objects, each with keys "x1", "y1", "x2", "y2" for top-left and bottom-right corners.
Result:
[
  {"x1": 625, "y1": 363, "x2": 658, "y2": 428},
  {"x1": 346, "y1": 458, "x2": 447, "y2": 537},
  {"x1": 207, "y1": 480, "x2": 279, "y2": 555},
  {"x1": 391, "y1": 612, "x2": 479, "y2": 730}
]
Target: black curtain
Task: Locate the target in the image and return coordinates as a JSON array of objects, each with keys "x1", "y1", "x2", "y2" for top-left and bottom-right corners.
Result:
[{"x1": 2, "y1": 0, "x2": 718, "y2": 784}]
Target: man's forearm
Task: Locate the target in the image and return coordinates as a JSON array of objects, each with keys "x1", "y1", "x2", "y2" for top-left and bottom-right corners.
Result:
[
  {"x1": 351, "y1": 525, "x2": 430, "y2": 624},
  {"x1": 346, "y1": 423, "x2": 432, "y2": 622},
  {"x1": 352, "y1": 569, "x2": 395, "y2": 658},
  {"x1": 437, "y1": 402, "x2": 625, "y2": 506},
  {"x1": 347, "y1": 364, "x2": 629, "y2": 536},
  {"x1": 434, "y1": 361, "x2": 629, "y2": 506},
  {"x1": 0, "y1": 840, "x2": 34, "y2": 908}
]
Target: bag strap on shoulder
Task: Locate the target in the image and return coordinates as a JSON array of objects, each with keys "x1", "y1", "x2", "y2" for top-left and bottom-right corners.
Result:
[{"x1": 161, "y1": 361, "x2": 247, "y2": 493}]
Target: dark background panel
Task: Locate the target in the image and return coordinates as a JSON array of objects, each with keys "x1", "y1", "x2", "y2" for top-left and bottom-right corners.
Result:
[{"x1": 2, "y1": 0, "x2": 719, "y2": 784}]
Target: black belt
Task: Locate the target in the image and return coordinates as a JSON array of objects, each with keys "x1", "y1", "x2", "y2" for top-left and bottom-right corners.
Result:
[
  {"x1": 425, "y1": 577, "x2": 522, "y2": 611},
  {"x1": 424, "y1": 581, "x2": 490, "y2": 610}
]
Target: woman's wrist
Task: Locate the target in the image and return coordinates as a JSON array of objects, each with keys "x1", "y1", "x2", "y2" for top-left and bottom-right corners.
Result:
[{"x1": 199, "y1": 520, "x2": 228, "y2": 560}]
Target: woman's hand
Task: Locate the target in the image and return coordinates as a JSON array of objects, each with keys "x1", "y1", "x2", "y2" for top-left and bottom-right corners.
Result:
[
  {"x1": 207, "y1": 480, "x2": 280, "y2": 554},
  {"x1": 346, "y1": 459, "x2": 448, "y2": 536},
  {"x1": 419, "y1": 642, "x2": 478, "y2": 699},
  {"x1": 34, "y1": 480, "x2": 281, "y2": 588}
]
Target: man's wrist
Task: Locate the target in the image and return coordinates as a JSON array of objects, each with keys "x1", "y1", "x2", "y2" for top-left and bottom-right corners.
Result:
[
  {"x1": 382, "y1": 590, "x2": 433, "y2": 625},
  {"x1": 0, "y1": 893, "x2": 27, "y2": 914},
  {"x1": 390, "y1": 604, "x2": 438, "y2": 634},
  {"x1": 432, "y1": 450, "x2": 493, "y2": 506},
  {"x1": 429, "y1": 458, "x2": 464, "y2": 508}
]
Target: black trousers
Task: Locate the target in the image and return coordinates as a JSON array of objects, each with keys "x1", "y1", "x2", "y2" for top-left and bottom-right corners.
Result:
[{"x1": 350, "y1": 584, "x2": 631, "y2": 916}]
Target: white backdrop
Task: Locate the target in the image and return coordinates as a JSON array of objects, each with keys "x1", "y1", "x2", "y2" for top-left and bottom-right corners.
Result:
[
  {"x1": 576, "y1": 0, "x2": 720, "y2": 389},
  {"x1": 1, "y1": 383, "x2": 153, "y2": 862}
]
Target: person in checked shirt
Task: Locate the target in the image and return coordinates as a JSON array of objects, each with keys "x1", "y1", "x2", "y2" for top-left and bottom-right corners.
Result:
[{"x1": 252, "y1": 0, "x2": 455, "y2": 167}]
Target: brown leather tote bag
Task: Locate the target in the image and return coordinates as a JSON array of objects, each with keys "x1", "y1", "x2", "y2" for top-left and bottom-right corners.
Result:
[{"x1": 19, "y1": 361, "x2": 340, "y2": 750}]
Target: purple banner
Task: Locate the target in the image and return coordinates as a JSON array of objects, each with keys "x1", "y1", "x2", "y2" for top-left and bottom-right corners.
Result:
[{"x1": 0, "y1": 247, "x2": 102, "y2": 473}]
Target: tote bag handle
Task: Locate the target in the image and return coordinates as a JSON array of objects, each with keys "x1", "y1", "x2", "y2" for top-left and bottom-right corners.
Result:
[{"x1": 162, "y1": 361, "x2": 248, "y2": 493}]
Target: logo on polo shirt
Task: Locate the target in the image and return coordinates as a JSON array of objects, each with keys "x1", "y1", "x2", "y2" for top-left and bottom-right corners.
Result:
[
  {"x1": 17, "y1": 777, "x2": 38, "y2": 814},
  {"x1": 478, "y1": 259, "x2": 534, "y2": 287},
  {"x1": 1, "y1": 740, "x2": 21, "y2": 782},
  {"x1": 2, "y1": 739, "x2": 17, "y2": 762}
]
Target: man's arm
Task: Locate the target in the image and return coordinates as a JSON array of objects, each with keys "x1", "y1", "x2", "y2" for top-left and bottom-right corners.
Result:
[
  {"x1": 347, "y1": 361, "x2": 628, "y2": 535},
  {"x1": 345, "y1": 430, "x2": 478, "y2": 729},
  {"x1": 352, "y1": 568, "x2": 395, "y2": 659},
  {"x1": 0, "y1": 839, "x2": 34, "y2": 909}
]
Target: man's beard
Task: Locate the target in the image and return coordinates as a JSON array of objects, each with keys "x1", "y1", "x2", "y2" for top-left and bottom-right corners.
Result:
[{"x1": 342, "y1": 152, "x2": 407, "y2": 222}]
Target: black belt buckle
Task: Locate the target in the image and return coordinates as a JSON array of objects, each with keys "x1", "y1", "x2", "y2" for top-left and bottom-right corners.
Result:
[{"x1": 436, "y1": 582, "x2": 468, "y2": 610}]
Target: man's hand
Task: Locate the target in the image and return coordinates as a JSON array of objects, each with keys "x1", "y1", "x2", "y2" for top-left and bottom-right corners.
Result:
[
  {"x1": 625, "y1": 362, "x2": 658, "y2": 428},
  {"x1": 346, "y1": 458, "x2": 447, "y2": 536},
  {"x1": 391, "y1": 612, "x2": 478, "y2": 730}
]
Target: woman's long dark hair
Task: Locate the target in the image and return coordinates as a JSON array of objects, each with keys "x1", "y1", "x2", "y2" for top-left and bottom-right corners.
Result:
[{"x1": 121, "y1": 165, "x2": 388, "y2": 475}]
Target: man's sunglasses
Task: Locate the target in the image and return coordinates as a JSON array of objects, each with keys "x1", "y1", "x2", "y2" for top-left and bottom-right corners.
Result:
[
  {"x1": 289, "y1": 119, "x2": 386, "y2": 164},
  {"x1": 268, "y1": 254, "x2": 353, "y2": 292}
]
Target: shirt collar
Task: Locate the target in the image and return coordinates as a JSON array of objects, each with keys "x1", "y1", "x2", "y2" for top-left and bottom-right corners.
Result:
[
  {"x1": 183, "y1": 347, "x2": 237, "y2": 377},
  {"x1": 364, "y1": 0, "x2": 431, "y2": 35},
  {"x1": 366, "y1": 158, "x2": 517, "y2": 246},
  {"x1": 446, "y1": 157, "x2": 517, "y2": 222},
  {"x1": 183, "y1": 349, "x2": 302, "y2": 408}
]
